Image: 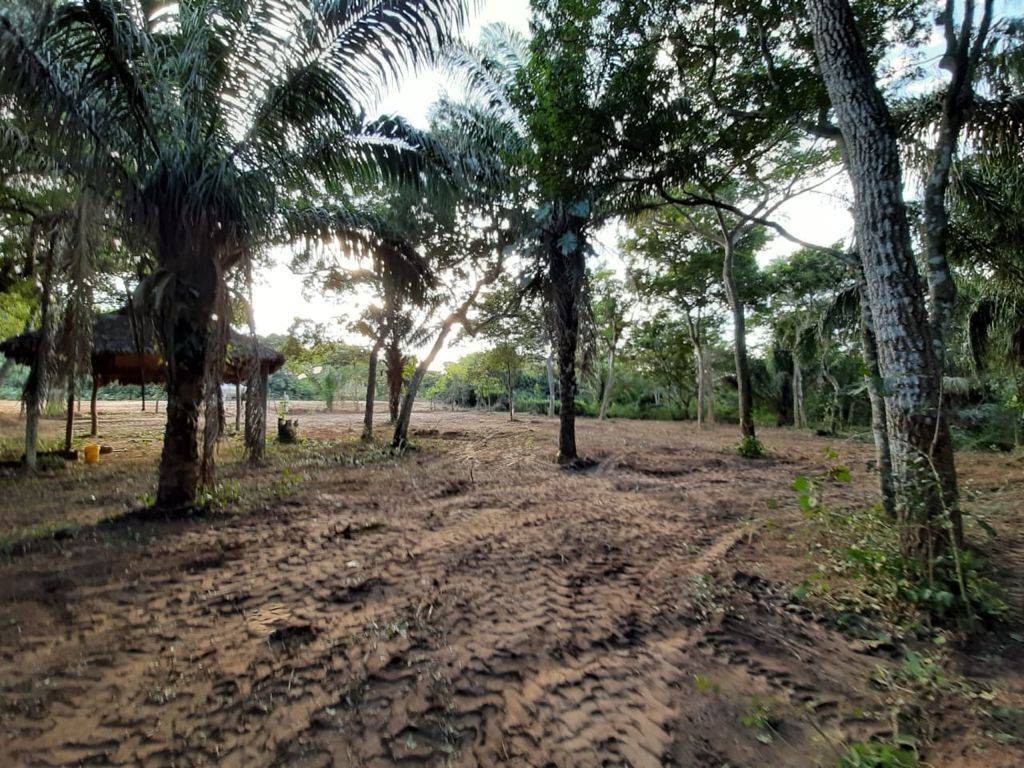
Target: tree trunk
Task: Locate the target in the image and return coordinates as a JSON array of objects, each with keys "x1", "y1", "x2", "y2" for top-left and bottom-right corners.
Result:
[
  {"x1": 548, "y1": 226, "x2": 586, "y2": 463},
  {"x1": 393, "y1": 328, "x2": 453, "y2": 449},
  {"x1": 362, "y1": 340, "x2": 383, "y2": 441},
  {"x1": 695, "y1": 344, "x2": 705, "y2": 428},
  {"x1": 392, "y1": 269, "x2": 497, "y2": 450},
  {"x1": 806, "y1": 0, "x2": 960, "y2": 556},
  {"x1": 858, "y1": 278, "x2": 896, "y2": 518},
  {"x1": 793, "y1": 356, "x2": 806, "y2": 429},
  {"x1": 384, "y1": 341, "x2": 402, "y2": 424},
  {"x1": 24, "y1": 232, "x2": 58, "y2": 471},
  {"x1": 545, "y1": 352, "x2": 556, "y2": 417},
  {"x1": 723, "y1": 238, "x2": 755, "y2": 439},
  {"x1": 90, "y1": 376, "x2": 99, "y2": 436},
  {"x1": 64, "y1": 373, "x2": 75, "y2": 452},
  {"x1": 155, "y1": 244, "x2": 218, "y2": 510},
  {"x1": 507, "y1": 364, "x2": 516, "y2": 421},
  {"x1": 234, "y1": 380, "x2": 241, "y2": 433},
  {"x1": 598, "y1": 344, "x2": 616, "y2": 420}
]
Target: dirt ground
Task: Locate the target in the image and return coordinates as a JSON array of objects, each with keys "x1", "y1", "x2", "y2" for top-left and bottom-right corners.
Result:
[{"x1": 0, "y1": 401, "x2": 1022, "y2": 767}]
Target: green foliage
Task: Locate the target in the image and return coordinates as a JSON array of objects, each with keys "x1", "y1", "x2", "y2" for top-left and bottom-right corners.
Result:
[
  {"x1": 838, "y1": 741, "x2": 918, "y2": 768},
  {"x1": 793, "y1": 473, "x2": 1005, "y2": 625},
  {"x1": 736, "y1": 435, "x2": 765, "y2": 458}
]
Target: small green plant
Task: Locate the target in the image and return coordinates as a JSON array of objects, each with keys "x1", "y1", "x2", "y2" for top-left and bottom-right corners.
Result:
[
  {"x1": 736, "y1": 435, "x2": 765, "y2": 458},
  {"x1": 693, "y1": 674, "x2": 721, "y2": 695},
  {"x1": 739, "y1": 698, "x2": 780, "y2": 744},
  {"x1": 272, "y1": 467, "x2": 303, "y2": 496},
  {"x1": 838, "y1": 740, "x2": 917, "y2": 768},
  {"x1": 791, "y1": 474, "x2": 1005, "y2": 624},
  {"x1": 199, "y1": 479, "x2": 242, "y2": 510}
]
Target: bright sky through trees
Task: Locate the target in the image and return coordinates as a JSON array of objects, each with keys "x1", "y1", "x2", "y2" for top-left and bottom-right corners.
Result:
[{"x1": 253, "y1": 0, "x2": 855, "y2": 364}]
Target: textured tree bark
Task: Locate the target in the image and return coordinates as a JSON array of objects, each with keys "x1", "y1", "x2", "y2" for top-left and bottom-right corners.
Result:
[
  {"x1": 362, "y1": 339, "x2": 383, "y2": 441},
  {"x1": 722, "y1": 238, "x2": 756, "y2": 439},
  {"x1": 703, "y1": 349, "x2": 716, "y2": 424},
  {"x1": 155, "y1": 245, "x2": 218, "y2": 510},
  {"x1": 806, "y1": 0, "x2": 960, "y2": 555},
  {"x1": 549, "y1": 232, "x2": 586, "y2": 463},
  {"x1": 384, "y1": 340, "x2": 403, "y2": 424},
  {"x1": 24, "y1": 232, "x2": 57, "y2": 471},
  {"x1": 694, "y1": 344, "x2": 705, "y2": 428},
  {"x1": 792, "y1": 357, "x2": 806, "y2": 429},
  {"x1": 858, "y1": 278, "x2": 896, "y2": 517},
  {"x1": 924, "y1": 0, "x2": 992, "y2": 375}
]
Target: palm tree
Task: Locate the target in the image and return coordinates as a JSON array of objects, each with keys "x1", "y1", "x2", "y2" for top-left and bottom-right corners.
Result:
[{"x1": 0, "y1": 0, "x2": 471, "y2": 508}]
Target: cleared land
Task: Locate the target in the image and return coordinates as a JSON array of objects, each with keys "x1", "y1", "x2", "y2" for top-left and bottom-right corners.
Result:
[{"x1": 0, "y1": 401, "x2": 1021, "y2": 766}]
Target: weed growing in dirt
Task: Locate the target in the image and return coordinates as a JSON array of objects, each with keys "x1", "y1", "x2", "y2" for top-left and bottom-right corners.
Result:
[
  {"x1": 838, "y1": 740, "x2": 918, "y2": 767},
  {"x1": 736, "y1": 435, "x2": 765, "y2": 458},
  {"x1": 693, "y1": 674, "x2": 721, "y2": 695},
  {"x1": 792, "y1": 462, "x2": 1004, "y2": 627},
  {"x1": 199, "y1": 480, "x2": 242, "y2": 510},
  {"x1": 0, "y1": 518, "x2": 79, "y2": 555},
  {"x1": 681, "y1": 574, "x2": 726, "y2": 623},
  {"x1": 739, "y1": 698, "x2": 781, "y2": 744}
]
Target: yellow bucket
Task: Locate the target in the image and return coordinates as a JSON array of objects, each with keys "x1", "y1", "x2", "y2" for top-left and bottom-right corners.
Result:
[{"x1": 83, "y1": 444, "x2": 101, "y2": 464}]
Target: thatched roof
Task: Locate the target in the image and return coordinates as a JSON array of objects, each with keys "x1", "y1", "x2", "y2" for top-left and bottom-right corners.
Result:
[{"x1": 0, "y1": 309, "x2": 285, "y2": 386}]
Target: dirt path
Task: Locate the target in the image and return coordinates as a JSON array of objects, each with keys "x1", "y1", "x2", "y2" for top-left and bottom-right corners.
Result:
[{"x1": 0, "y1": 412, "x2": 1021, "y2": 766}]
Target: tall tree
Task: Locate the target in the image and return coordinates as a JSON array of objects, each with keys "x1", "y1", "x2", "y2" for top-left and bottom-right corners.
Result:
[
  {"x1": 1, "y1": 0, "x2": 470, "y2": 507},
  {"x1": 804, "y1": 0, "x2": 960, "y2": 557}
]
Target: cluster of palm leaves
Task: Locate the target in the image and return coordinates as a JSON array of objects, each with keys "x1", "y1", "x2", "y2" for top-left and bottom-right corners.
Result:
[{"x1": 1, "y1": 0, "x2": 473, "y2": 505}]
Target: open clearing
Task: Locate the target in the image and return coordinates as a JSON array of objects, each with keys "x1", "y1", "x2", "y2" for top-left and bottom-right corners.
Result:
[{"x1": 0, "y1": 402, "x2": 1022, "y2": 767}]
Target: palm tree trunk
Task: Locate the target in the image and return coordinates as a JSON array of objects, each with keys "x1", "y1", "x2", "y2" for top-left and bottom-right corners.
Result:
[
  {"x1": 362, "y1": 340, "x2": 383, "y2": 441},
  {"x1": 806, "y1": 0, "x2": 960, "y2": 556},
  {"x1": 24, "y1": 231, "x2": 58, "y2": 471},
  {"x1": 158, "y1": 322, "x2": 209, "y2": 508},
  {"x1": 155, "y1": 247, "x2": 218, "y2": 510},
  {"x1": 549, "y1": 232, "x2": 586, "y2": 463},
  {"x1": 723, "y1": 238, "x2": 755, "y2": 439}
]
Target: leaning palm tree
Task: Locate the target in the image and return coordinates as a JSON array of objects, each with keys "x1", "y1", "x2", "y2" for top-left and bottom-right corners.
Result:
[{"x1": 0, "y1": 0, "x2": 471, "y2": 508}]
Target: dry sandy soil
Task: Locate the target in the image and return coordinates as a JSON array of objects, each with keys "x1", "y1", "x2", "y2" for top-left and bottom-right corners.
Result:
[{"x1": 0, "y1": 401, "x2": 1022, "y2": 767}]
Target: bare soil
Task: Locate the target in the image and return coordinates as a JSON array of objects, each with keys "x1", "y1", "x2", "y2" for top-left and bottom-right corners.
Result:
[{"x1": 0, "y1": 401, "x2": 1022, "y2": 766}]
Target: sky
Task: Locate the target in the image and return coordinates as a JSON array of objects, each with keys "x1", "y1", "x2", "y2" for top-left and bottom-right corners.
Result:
[{"x1": 252, "y1": 0, "x2": 856, "y2": 365}]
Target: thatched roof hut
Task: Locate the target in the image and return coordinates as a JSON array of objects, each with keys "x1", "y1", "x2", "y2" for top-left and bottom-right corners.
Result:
[{"x1": 0, "y1": 308, "x2": 285, "y2": 386}]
